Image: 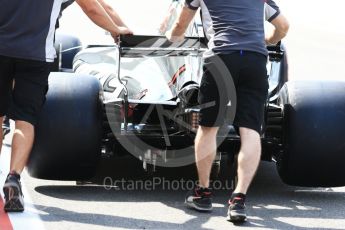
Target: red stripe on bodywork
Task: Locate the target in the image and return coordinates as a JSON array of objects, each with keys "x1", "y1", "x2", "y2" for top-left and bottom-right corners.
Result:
[
  {"x1": 168, "y1": 65, "x2": 186, "y2": 86},
  {"x1": 0, "y1": 195, "x2": 13, "y2": 230}
]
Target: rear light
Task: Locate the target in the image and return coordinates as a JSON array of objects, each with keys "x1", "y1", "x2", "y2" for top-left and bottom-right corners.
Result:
[
  {"x1": 182, "y1": 111, "x2": 199, "y2": 133},
  {"x1": 120, "y1": 103, "x2": 135, "y2": 120},
  {"x1": 190, "y1": 112, "x2": 199, "y2": 132}
]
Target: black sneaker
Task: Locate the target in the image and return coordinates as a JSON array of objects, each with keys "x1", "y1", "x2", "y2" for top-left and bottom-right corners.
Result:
[
  {"x1": 227, "y1": 193, "x2": 247, "y2": 222},
  {"x1": 3, "y1": 172, "x2": 24, "y2": 212},
  {"x1": 185, "y1": 186, "x2": 212, "y2": 211}
]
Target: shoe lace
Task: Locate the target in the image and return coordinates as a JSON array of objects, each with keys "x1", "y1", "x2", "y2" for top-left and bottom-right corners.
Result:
[
  {"x1": 195, "y1": 187, "x2": 212, "y2": 198},
  {"x1": 229, "y1": 197, "x2": 245, "y2": 207}
]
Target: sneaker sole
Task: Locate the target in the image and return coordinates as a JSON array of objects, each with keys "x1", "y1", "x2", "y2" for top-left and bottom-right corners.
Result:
[
  {"x1": 3, "y1": 184, "x2": 24, "y2": 212},
  {"x1": 227, "y1": 210, "x2": 246, "y2": 223},
  {"x1": 185, "y1": 200, "x2": 213, "y2": 212}
]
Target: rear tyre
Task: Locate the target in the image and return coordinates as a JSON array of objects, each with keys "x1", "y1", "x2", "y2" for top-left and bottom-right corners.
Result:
[
  {"x1": 28, "y1": 73, "x2": 102, "y2": 180},
  {"x1": 277, "y1": 81, "x2": 345, "y2": 187}
]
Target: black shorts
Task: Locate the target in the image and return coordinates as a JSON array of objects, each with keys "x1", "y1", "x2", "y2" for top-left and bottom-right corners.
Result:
[
  {"x1": 198, "y1": 51, "x2": 269, "y2": 134},
  {"x1": 0, "y1": 55, "x2": 51, "y2": 126}
]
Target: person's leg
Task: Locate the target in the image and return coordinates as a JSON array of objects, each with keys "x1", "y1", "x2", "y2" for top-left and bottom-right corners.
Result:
[
  {"x1": 232, "y1": 52, "x2": 268, "y2": 194},
  {"x1": 195, "y1": 126, "x2": 219, "y2": 188},
  {"x1": 194, "y1": 54, "x2": 236, "y2": 188},
  {"x1": 3, "y1": 119, "x2": 34, "y2": 212},
  {"x1": 3, "y1": 58, "x2": 50, "y2": 212},
  {"x1": 7, "y1": 59, "x2": 50, "y2": 174},
  {"x1": 10, "y1": 121, "x2": 34, "y2": 174},
  {"x1": 227, "y1": 128, "x2": 261, "y2": 222},
  {"x1": 185, "y1": 55, "x2": 231, "y2": 212},
  {"x1": 234, "y1": 127, "x2": 261, "y2": 194},
  {"x1": 185, "y1": 126, "x2": 218, "y2": 211},
  {"x1": 227, "y1": 52, "x2": 268, "y2": 222}
]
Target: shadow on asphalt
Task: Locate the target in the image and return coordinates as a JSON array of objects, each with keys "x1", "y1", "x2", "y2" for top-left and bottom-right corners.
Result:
[{"x1": 33, "y1": 162, "x2": 345, "y2": 229}]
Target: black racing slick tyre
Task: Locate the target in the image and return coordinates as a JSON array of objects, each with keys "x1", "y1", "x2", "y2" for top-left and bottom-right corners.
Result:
[
  {"x1": 277, "y1": 81, "x2": 345, "y2": 187},
  {"x1": 27, "y1": 73, "x2": 102, "y2": 180}
]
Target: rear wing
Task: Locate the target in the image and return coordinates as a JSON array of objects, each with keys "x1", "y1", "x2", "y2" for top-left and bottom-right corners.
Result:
[
  {"x1": 119, "y1": 35, "x2": 207, "y2": 57},
  {"x1": 112, "y1": 35, "x2": 206, "y2": 131}
]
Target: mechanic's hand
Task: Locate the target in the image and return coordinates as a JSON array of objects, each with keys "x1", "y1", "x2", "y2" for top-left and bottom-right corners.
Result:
[
  {"x1": 118, "y1": 26, "x2": 134, "y2": 36},
  {"x1": 265, "y1": 37, "x2": 278, "y2": 46},
  {"x1": 112, "y1": 27, "x2": 133, "y2": 43},
  {"x1": 165, "y1": 30, "x2": 184, "y2": 43}
]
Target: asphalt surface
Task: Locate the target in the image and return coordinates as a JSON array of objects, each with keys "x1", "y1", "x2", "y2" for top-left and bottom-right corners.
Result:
[
  {"x1": 2, "y1": 0, "x2": 345, "y2": 229},
  {"x1": 2, "y1": 137, "x2": 345, "y2": 230},
  {"x1": 21, "y1": 154, "x2": 345, "y2": 230}
]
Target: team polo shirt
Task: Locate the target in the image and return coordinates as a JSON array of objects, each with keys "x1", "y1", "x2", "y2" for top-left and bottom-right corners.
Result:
[
  {"x1": 0, "y1": 0, "x2": 69, "y2": 62},
  {"x1": 185, "y1": 0, "x2": 281, "y2": 57}
]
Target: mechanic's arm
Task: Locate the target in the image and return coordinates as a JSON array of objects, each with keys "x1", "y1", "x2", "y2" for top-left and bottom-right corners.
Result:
[
  {"x1": 76, "y1": 0, "x2": 132, "y2": 36},
  {"x1": 97, "y1": 0, "x2": 129, "y2": 28},
  {"x1": 266, "y1": 13, "x2": 290, "y2": 45},
  {"x1": 166, "y1": 6, "x2": 197, "y2": 42}
]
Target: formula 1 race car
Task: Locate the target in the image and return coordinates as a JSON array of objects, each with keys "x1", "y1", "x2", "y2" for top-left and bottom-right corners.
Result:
[{"x1": 27, "y1": 1, "x2": 345, "y2": 187}]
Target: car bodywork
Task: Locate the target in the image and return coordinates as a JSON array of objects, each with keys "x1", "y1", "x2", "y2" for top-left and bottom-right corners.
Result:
[{"x1": 69, "y1": 33, "x2": 285, "y2": 168}]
